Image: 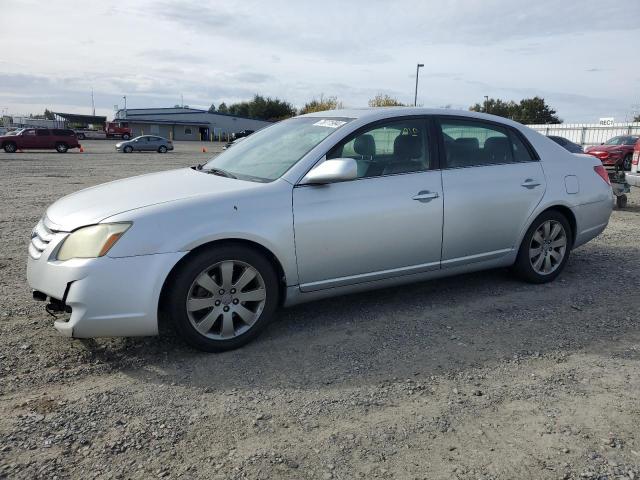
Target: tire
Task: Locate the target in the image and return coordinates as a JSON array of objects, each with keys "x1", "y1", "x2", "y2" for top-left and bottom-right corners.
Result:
[
  {"x1": 3, "y1": 142, "x2": 17, "y2": 153},
  {"x1": 616, "y1": 194, "x2": 628, "y2": 209},
  {"x1": 512, "y1": 210, "x2": 572, "y2": 284},
  {"x1": 123, "y1": 145, "x2": 133, "y2": 153},
  {"x1": 622, "y1": 154, "x2": 632, "y2": 171},
  {"x1": 122, "y1": 134, "x2": 130, "y2": 140},
  {"x1": 158, "y1": 145, "x2": 167, "y2": 153},
  {"x1": 55, "y1": 143, "x2": 68, "y2": 153},
  {"x1": 76, "y1": 133, "x2": 85, "y2": 140},
  {"x1": 167, "y1": 245, "x2": 279, "y2": 352}
]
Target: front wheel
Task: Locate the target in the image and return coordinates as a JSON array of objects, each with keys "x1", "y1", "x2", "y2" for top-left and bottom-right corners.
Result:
[
  {"x1": 622, "y1": 154, "x2": 632, "y2": 171},
  {"x1": 512, "y1": 211, "x2": 572, "y2": 284},
  {"x1": 158, "y1": 145, "x2": 167, "y2": 153},
  {"x1": 76, "y1": 133, "x2": 85, "y2": 140},
  {"x1": 167, "y1": 245, "x2": 279, "y2": 352},
  {"x1": 55, "y1": 142, "x2": 68, "y2": 153},
  {"x1": 123, "y1": 145, "x2": 133, "y2": 153},
  {"x1": 3, "y1": 142, "x2": 17, "y2": 153},
  {"x1": 122, "y1": 134, "x2": 130, "y2": 140}
]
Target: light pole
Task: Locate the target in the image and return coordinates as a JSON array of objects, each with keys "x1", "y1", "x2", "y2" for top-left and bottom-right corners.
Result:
[
  {"x1": 484, "y1": 95, "x2": 489, "y2": 113},
  {"x1": 414, "y1": 63, "x2": 424, "y2": 106},
  {"x1": 122, "y1": 95, "x2": 127, "y2": 118}
]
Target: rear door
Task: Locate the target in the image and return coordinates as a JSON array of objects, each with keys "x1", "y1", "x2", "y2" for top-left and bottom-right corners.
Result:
[
  {"x1": 35, "y1": 129, "x2": 52, "y2": 148},
  {"x1": 437, "y1": 117, "x2": 545, "y2": 267}
]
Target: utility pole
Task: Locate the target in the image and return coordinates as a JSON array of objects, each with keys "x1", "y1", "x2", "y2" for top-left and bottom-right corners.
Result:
[
  {"x1": 484, "y1": 95, "x2": 489, "y2": 114},
  {"x1": 91, "y1": 89, "x2": 95, "y2": 116},
  {"x1": 122, "y1": 96, "x2": 127, "y2": 118},
  {"x1": 414, "y1": 63, "x2": 424, "y2": 106}
]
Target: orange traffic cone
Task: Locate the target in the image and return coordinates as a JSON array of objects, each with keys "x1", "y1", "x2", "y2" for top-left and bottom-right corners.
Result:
[
  {"x1": 79, "y1": 145, "x2": 84, "y2": 153},
  {"x1": 202, "y1": 146, "x2": 207, "y2": 153}
]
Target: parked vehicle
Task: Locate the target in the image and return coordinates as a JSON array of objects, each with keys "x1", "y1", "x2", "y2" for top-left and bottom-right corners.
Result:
[
  {"x1": 27, "y1": 109, "x2": 613, "y2": 351},
  {"x1": 75, "y1": 121, "x2": 131, "y2": 140},
  {"x1": 547, "y1": 135, "x2": 583, "y2": 153},
  {"x1": 625, "y1": 138, "x2": 640, "y2": 188},
  {"x1": 585, "y1": 135, "x2": 639, "y2": 170},
  {"x1": 232, "y1": 129, "x2": 254, "y2": 140},
  {"x1": 115, "y1": 135, "x2": 173, "y2": 153},
  {"x1": 223, "y1": 136, "x2": 247, "y2": 150},
  {"x1": 1, "y1": 128, "x2": 80, "y2": 153}
]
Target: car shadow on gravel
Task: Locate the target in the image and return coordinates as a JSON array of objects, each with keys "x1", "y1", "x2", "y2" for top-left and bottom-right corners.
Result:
[{"x1": 81, "y1": 241, "x2": 640, "y2": 394}]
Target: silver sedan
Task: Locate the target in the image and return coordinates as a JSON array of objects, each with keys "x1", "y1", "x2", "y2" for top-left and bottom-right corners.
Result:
[
  {"x1": 116, "y1": 135, "x2": 174, "y2": 153},
  {"x1": 27, "y1": 108, "x2": 613, "y2": 351}
]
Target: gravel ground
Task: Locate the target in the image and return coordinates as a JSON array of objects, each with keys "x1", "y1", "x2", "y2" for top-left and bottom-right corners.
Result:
[{"x1": 1, "y1": 141, "x2": 639, "y2": 480}]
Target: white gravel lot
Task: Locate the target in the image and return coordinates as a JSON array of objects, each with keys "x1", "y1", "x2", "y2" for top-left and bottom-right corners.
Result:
[{"x1": 0, "y1": 140, "x2": 639, "y2": 480}]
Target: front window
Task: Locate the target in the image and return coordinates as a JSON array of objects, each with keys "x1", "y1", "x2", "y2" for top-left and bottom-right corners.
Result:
[{"x1": 204, "y1": 117, "x2": 351, "y2": 181}]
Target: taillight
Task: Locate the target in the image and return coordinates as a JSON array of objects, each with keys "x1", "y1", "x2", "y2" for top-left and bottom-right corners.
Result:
[
  {"x1": 633, "y1": 152, "x2": 639, "y2": 166},
  {"x1": 593, "y1": 165, "x2": 611, "y2": 186}
]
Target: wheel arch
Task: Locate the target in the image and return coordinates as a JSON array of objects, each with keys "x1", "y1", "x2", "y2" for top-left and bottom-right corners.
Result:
[
  {"x1": 523, "y1": 204, "x2": 577, "y2": 248},
  {"x1": 157, "y1": 238, "x2": 288, "y2": 333}
]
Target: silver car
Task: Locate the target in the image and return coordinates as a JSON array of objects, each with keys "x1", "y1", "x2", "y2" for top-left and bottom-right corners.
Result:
[
  {"x1": 116, "y1": 135, "x2": 174, "y2": 153},
  {"x1": 27, "y1": 108, "x2": 613, "y2": 351}
]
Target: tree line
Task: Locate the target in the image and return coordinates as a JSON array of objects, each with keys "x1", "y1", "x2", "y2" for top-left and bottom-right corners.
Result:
[{"x1": 206, "y1": 93, "x2": 567, "y2": 124}]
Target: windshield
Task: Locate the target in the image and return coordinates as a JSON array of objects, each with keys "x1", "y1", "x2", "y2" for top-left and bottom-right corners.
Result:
[
  {"x1": 604, "y1": 136, "x2": 638, "y2": 146},
  {"x1": 204, "y1": 117, "x2": 351, "y2": 181}
]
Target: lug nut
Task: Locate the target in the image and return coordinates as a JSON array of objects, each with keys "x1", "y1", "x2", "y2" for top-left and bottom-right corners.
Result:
[
  {"x1": 223, "y1": 306, "x2": 230, "y2": 312},
  {"x1": 230, "y1": 288, "x2": 236, "y2": 294},
  {"x1": 219, "y1": 289, "x2": 225, "y2": 295},
  {"x1": 233, "y1": 299, "x2": 239, "y2": 305},
  {"x1": 214, "y1": 300, "x2": 221, "y2": 306}
]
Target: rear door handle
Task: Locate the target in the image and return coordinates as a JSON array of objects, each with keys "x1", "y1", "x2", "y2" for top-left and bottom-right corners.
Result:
[
  {"x1": 521, "y1": 179, "x2": 541, "y2": 188},
  {"x1": 412, "y1": 190, "x2": 440, "y2": 202}
]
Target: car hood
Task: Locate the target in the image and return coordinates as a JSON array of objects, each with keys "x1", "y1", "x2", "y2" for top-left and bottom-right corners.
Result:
[
  {"x1": 45, "y1": 168, "x2": 260, "y2": 231},
  {"x1": 585, "y1": 145, "x2": 626, "y2": 152}
]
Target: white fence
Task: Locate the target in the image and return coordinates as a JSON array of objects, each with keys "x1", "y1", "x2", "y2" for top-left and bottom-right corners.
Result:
[{"x1": 527, "y1": 122, "x2": 640, "y2": 147}]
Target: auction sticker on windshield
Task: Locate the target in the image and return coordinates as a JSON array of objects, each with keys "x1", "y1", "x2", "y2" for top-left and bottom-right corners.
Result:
[{"x1": 313, "y1": 119, "x2": 347, "y2": 128}]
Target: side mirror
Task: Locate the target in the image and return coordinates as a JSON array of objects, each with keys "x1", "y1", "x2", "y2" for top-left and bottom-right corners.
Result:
[
  {"x1": 301, "y1": 158, "x2": 357, "y2": 185},
  {"x1": 600, "y1": 142, "x2": 604, "y2": 145}
]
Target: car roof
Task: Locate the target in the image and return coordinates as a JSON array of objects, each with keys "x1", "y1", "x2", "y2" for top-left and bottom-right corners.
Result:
[{"x1": 298, "y1": 107, "x2": 526, "y2": 129}]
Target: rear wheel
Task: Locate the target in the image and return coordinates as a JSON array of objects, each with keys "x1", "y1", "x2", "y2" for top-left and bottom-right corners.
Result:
[
  {"x1": 622, "y1": 154, "x2": 632, "y2": 171},
  {"x1": 55, "y1": 142, "x2": 68, "y2": 153},
  {"x1": 76, "y1": 133, "x2": 85, "y2": 140},
  {"x1": 3, "y1": 142, "x2": 17, "y2": 153},
  {"x1": 123, "y1": 145, "x2": 133, "y2": 153},
  {"x1": 167, "y1": 245, "x2": 279, "y2": 352},
  {"x1": 158, "y1": 145, "x2": 167, "y2": 153},
  {"x1": 512, "y1": 210, "x2": 572, "y2": 283},
  {"x1": 122, "y1": 134, "x2": 130, "y2": 140}
]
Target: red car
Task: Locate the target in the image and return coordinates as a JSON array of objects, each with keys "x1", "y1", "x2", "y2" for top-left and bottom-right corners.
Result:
[
  {"x1": 585, "y1": 135, "x2": 639, "y2": 171},
  {"x1": 0, "y1": 128, "x2": 81, "y2": 153}
]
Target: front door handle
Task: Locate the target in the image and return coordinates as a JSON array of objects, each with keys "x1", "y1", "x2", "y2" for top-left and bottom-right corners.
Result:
[
  {"x1": 521, "y1": 178, "x2": 541, "y2": 189},
  {"x1": 412, "y1": 190, "x2": 440, "y2": 202}
]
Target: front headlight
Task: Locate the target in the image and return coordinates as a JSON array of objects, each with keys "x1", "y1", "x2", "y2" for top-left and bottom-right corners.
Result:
[{"x1": 57, "y1": 223, "x2": 131, "y2": 261}]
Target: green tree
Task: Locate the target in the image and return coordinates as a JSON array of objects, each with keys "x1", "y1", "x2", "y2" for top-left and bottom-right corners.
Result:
[
  {"x1": 633, "y1": 114, "x2": 640, "y2": 123},
  {"x1": 470, "y1": 96, "x2": 562, "y2": 124},
  {"x1": 208, "y1": 103, "x2": 216, "y2": 113},
  {"x1": 43, "y1": 108, "x2": 55, "y2": 120},
  {"x1": 368, "y1": 93, "x2": 405, "y2": 107},
  {"x1": 299, "y1": 94, "x2": 342, "y2": 114},
  {"x1": 226, "y1": 94, "x2": 296, "y2": 121},
  {"x1": 217, "y1": 102, "x2": 228, "y2": 114}
]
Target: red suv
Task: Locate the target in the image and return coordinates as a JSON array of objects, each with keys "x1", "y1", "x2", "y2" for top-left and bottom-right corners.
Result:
[
  {"x1": 585, "y1": 135, "x2": 639, "y2": 171},
  {"x1": 0, "y1": 128, "x2": 81, "y2": 153}
]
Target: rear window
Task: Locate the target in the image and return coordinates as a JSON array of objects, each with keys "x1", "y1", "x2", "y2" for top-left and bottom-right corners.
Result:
[
  {"x1": 51, "y1": 129, "x2": 75, "y2": 136},
  {"x1": 36, "y1": 129, "x2": 50, "y2": 136}
]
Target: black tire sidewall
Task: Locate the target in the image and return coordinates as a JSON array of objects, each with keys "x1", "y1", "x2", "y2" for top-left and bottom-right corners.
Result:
[
  {"x1": 122, "y1": 134, "x2": 130, "y2": 140},
  {"x1": 159, "y1": 146, "x2": 167, "y2": 153},
  {"x1": 124, "y1": 146, "x2": 133, "y2": 153},
  {"x1": 623, "y1": 154, "x2": 632, "y2": 171},
  {"x1": 168, "y1": 245, "x2": 279, "y2": 352},
  {"x1": 513, "y1": 211, "x2": 573, "y2": 284},
  {"x1": 4, "y1": 143, "x2": 17, "y2": 153},
  {"x1": 56, "y1": 143, "x2": 68, "y2": 153}
]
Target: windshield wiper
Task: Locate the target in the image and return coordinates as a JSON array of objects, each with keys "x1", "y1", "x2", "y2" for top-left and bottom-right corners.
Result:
[{"x1": 205, "y1": 167, "x2": 237, "y2": 179}]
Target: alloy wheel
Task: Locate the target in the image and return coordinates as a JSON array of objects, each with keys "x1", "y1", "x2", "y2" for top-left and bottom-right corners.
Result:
[
  {"x1": 529, "y1": 220, "x2": 567, "y2": 275},
  {"x1": 186, "y1": 260, "x2": 266, "y2": 340}
]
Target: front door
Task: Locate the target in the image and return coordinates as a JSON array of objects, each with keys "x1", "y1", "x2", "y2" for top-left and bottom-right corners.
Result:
[
  {"x1": 436, "y1": 117, "x2": 546, "y2": 266},
  {"x1": 20, "y1": 129, "x2": 38, "y2": 149},
  {"x1": 293, "y1": 118, "x2": 443, "y2": 291}
]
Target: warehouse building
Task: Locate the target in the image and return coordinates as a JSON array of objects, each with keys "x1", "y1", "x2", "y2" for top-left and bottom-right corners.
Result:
[{"x1": 114, "y1": 107, "x2": 272, "y2": 141}]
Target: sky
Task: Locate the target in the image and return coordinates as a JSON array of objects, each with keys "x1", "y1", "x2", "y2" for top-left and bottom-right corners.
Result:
[{"x1": 1, "y1": 0, "x2": 639, "y2": 123}]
